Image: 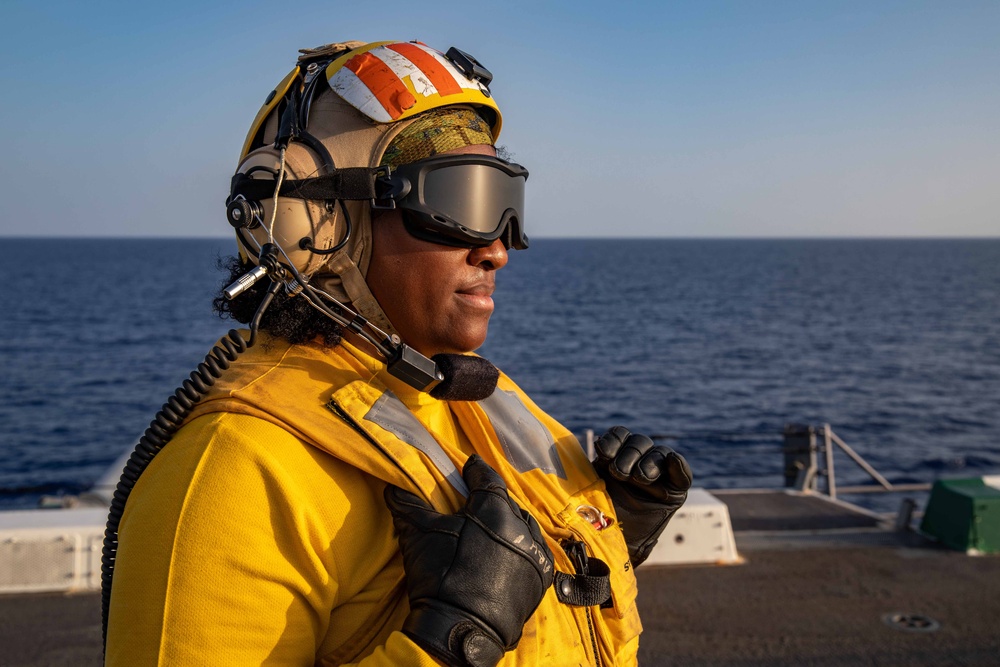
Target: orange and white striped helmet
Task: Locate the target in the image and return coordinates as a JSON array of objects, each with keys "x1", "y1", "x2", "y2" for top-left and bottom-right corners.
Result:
[
  {"x1": 238, "y1": 41, "x2": 501, "y2": 161},
  {"x1": 326, "y1": 41, "x2": 501, "y2": 135}
]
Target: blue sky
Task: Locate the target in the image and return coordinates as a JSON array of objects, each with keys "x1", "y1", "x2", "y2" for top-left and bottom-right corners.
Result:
[{"x1": 1, "y1": 0, "x2": 997, "y2": 238}]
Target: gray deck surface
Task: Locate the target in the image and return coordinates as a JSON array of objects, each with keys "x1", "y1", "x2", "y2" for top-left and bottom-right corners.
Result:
[
  {"x1": 717, "y1": 490, "x2": 881, "y2": 531},
  {"x1": 3, "y1": 493, "x2": 999, "y2": 666},
  {"x1": 637, "y1": 543, "x2": 1000, "y2": 666}
]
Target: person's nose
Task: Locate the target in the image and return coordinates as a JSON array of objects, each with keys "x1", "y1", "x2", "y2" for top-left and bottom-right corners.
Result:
[{"x1": 468, "y1": 238, "x2": 508, "y2": 271}]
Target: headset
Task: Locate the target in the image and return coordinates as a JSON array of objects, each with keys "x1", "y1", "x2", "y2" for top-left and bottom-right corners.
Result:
[{"x1": 220, "y1": 45, "x2": 472, "y2": 393}]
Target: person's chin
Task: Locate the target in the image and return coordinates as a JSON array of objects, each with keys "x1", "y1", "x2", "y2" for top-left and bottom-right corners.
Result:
[{"x1": 439, "y1": 325, "x2": 490, "y2": 356}]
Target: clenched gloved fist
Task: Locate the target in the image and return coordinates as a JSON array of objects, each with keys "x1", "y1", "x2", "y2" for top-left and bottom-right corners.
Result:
[
  {"x1": 384, "y1": 454, "x2": 555, "y2": 667},
  {"x1": 593, "y1": 426, "x2": 693, "y2": 567}
]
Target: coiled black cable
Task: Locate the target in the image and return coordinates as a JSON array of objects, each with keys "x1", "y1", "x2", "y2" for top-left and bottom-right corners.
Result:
[
  {"x1": 100, "y1": 328, "x2": 248, "y2": 648},
  {"x1": 101, "y1": 277, "x2": 281, "y2": 651}
]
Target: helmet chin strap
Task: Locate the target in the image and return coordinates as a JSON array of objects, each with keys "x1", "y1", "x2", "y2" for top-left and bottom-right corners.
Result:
[{"x1": 318, "y1": 251, "x2": 398, "y2": 336}]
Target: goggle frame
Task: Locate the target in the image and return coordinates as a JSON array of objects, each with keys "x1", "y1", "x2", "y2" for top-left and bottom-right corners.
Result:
[{"x1": 373, "y1": 154, "x2": 529, "y2": 250}]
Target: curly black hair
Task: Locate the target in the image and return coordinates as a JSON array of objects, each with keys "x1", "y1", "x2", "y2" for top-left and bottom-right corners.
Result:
[{"x1": 213, "y1": 255, "x2": 343, "y2": 347}]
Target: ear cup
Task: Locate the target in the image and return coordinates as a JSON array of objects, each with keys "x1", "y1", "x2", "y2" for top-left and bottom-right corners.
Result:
[{"x1": 232, "y1": 145, "x2": 338, "y2": 275}]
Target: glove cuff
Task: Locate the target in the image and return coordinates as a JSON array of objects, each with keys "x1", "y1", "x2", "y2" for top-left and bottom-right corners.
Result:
[{"x1": 403, "y1": 601, "x2": 506, "y2": 667}]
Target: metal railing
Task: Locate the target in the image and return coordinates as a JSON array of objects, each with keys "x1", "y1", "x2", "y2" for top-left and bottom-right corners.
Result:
[
  {"x1": 584, "y1": 423, "x2": 930, "y2": 502},
  {"x1": 783, "y1": 423, "x2": 930, "y2": 500}
]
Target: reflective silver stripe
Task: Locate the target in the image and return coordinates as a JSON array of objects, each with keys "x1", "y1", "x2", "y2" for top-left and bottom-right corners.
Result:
[
  {"x1": 364, "y1": 391, "x2": 469, "y2": 497},
  {"x1": 480, "y1": 390, "x2": 567, "y2": 478}
]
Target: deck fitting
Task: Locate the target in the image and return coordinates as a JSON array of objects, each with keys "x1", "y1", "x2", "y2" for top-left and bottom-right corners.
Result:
[{"x1": 882, "y1": 612, "x2": 941, "y2": 633}]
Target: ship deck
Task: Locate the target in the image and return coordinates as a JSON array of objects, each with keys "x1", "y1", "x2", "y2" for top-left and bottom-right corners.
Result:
[
  {"x1": 638, "y1": 491, "x2": 1000, "y2": 665},
  {"x1": 4, "y1": 491, "x2": 999, "y2": 666}
]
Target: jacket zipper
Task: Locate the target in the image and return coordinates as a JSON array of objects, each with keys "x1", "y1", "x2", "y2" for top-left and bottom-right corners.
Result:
[{"x1": 585, "y1": 606, "x2": 603, "y2": 667}]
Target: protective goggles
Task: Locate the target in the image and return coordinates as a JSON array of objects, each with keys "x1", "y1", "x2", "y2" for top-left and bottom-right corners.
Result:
[{"x1": 374, "y1": 154, "x2": 529, "y2": 250}]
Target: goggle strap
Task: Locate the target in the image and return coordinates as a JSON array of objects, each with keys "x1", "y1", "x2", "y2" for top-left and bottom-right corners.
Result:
[{"x1": 230, "y1": 168, "x2": 379, "y2": 202}]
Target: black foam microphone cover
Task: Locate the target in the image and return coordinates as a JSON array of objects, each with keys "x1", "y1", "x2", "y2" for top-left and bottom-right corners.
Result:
[{"x1": 430, "y1": 354, "x2": 500, "y2": 402}]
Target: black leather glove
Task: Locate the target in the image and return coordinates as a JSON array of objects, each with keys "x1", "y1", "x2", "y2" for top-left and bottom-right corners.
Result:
[
  {"x1": 384, "y1": 454, "x2": 555, "y2": 667},
  {"x1": 593, "y1": 426, "x2": 692, "y2": 567}
]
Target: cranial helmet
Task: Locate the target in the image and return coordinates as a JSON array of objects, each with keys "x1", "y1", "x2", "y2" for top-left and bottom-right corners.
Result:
[{"x1": 226, "y1": 40, "x2": 503, "y2": 334}]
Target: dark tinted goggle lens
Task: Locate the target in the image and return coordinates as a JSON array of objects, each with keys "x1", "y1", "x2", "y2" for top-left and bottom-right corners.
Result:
[{"x1": 386, "y1": 155, "x2": 528, "y2": 249}]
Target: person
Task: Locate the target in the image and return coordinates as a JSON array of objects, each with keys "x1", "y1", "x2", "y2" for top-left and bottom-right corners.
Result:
[{"x1": 104, "y1": 40, "x2": 692, "y2": 666}]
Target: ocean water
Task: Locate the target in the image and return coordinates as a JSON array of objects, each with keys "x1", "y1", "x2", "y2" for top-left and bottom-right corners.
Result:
[{"x1": 1, "y1": 238, "x2": 998, "y2": 512}]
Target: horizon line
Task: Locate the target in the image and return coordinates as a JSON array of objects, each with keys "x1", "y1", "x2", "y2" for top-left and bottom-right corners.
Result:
[{"x1": 2, "y1": 234, "x2": 999, "y2": 242}]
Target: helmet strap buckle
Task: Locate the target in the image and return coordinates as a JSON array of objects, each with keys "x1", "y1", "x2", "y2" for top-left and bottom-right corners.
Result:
[{"x1": 371, "y1": 165, "x2": 406, "y2": 210}]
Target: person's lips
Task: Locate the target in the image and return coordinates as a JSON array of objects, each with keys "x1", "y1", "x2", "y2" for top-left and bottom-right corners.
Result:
[{"x1": 455, "y1": 282, "x2": 495, "y2": 310}]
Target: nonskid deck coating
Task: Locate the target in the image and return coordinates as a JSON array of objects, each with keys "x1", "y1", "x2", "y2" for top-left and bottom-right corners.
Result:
[
  {"x1": 636, "y1": 543, "x2": 1000, "y2": 666},
  {"x1": 715, "y1": 490, "x2": 882, "y2": 531}
]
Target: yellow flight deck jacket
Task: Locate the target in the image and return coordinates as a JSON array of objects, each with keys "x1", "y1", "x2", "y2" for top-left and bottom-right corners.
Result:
[{"x1": 106, "y1": 335, "x2": 642, "y2": 665}]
